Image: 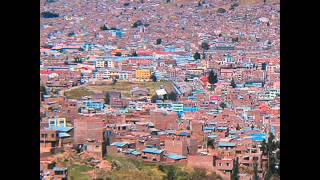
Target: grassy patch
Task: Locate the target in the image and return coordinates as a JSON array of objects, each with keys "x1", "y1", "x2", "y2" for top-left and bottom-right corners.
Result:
[
  {"x1": 68, "y1": 163, "x2": 93, "y2": 180},
  {"x1": 64, "y1": 87, "x2": 94, "y2": 99},
  {"x1": 87, "y1": 81, "x2": 173, "y2": 97},
  {"x1": 102, "y1": 156, "x2": 165, "y2": 180}
]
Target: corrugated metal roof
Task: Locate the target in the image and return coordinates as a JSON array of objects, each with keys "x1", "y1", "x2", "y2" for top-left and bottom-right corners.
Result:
[
  {"x1": 166, "y1": 154, "x2": 186, "y2": 160},
  {"x1": 218, "y1": 142, "x2": 236, "y2": 147},
  {"x1": 142, "y1": 148, "x2": 163, "y2": 154}
]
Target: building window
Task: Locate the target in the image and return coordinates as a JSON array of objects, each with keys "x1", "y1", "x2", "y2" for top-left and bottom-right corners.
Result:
[
  {"x1": 219, "y1": 163, "x2": 222, "y2": 166},
  {"x1": 226, "y1": 163, "x2": 230, "y2": 166},
  {"x1": 51, "y1": 134, "x2": 55, "y2": 138},
  {"x1": 41, "y1": 134, "x2": 45, "y2": 138}
]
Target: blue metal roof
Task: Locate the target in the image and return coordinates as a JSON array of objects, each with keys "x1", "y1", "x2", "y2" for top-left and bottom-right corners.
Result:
[
  {"x1": 45, "y1": 126, "x2": 73, "y2": 132},
  {"x1": 250, "y1": 134, "x2": 267, "y2": 142},
  {"x1": 229, "y1": 130, "x2": 237, "y2": 134},
  {"x1": 131, "y1": 150, "x2": 142, "y2": 156},
  {"x1": 125, "y1": 149, "x2": 135, "y2": 154},
  {"x1": 217, "y1": 127, "x2": 228, "y2": 131},
  {"x1": 110, "y1": 142, "x2": 128, "y2": 147},
  {"x1": 178, "y1": 132, "x2": 190, "y2": 137},
  {"x1": 58, "y1": 132, "x2": 70, "y2": 138},
  {"x1": 208, "y1": 135, "x2": 218, "y2": 139},
  {"x1": 53, "y1": 167, "x2": 67, "y2": 171},
  {"x1": 218, "y1": 142, "x2": 236, "y2": 147},
  {"x1": 204, "y1": 127, "x2": 215, "y2": 131},
  {"x1": 166, "y1": 154, "x2": 186, "y2": 160},
  {"x1": 142, "y1": 148, "x2": 164, "y2": 154}
]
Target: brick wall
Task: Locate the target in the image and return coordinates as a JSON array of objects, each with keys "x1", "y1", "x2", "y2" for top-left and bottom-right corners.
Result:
[
  {"x1": 165, "y1": 139, "x2": 188, "y2": 156},
  {"x1": 187, "y1": 155, "x2": 213, "y2": 170},
  {"x1": 74, "y1": 117, "x2": 105, "y2": 144}
]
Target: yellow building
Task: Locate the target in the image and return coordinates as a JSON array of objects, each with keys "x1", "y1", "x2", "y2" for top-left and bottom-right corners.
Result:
[{"x1": 135, "y1": 69, "x2": 151, "y2": 81}]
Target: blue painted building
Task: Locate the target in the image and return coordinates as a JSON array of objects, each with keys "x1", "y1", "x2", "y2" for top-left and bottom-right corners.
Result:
[
  {"x1": 172, "y1": 103, "x2": 184, "y2": 112},
  {"x1": 187, "y1": 96, "x2": 198, "y2": 101},
  {"x1": 244, "y1": 82, "x2": 264, "y2": 88},
  {"x1": 83, "y1": 100, "x2": 105, "y2": 111},
  {"x1": 183, "y1": 107, "x2": 198, "y2": 112}
]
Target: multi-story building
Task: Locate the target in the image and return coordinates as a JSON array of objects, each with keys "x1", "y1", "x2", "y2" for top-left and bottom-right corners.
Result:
[
  {"x1": 118, "y1": 71, "x2": 129, "y2": 80},
  {"x1": 95, "y1": 60, "x2": 105, "y2": 68},
  {"x1": 106, "y1": 60, "x2": 114, "y2": 68},
  {"x1": 135, "y1": 69, "x2": 151, "y2": 81}
]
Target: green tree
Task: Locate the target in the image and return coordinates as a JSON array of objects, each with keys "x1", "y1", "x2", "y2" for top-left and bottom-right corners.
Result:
[
  {"x1": 165, "y1": 166, "x2": 177, "y2": 180},
  {"x1": 40, "y1": 85, "x2": 47, "y2": 95},
  {"x1": 217, "y1": 8, "x2": 226, "y2": 14},
  {"x1": 207, "y1": 138, "x2": 215, "y2": 149},
  {"x1": 132, "y1": 20, "x2": 143, "y2": 28},
  {"x1": 156, "y1": 38, "x2": 162, "y2": 45},
  {"x1": 151, "y1": 73, "x2": 157, "y2": 82},
  {"x1": 41, "y1": 11, "x2": 59, "y2": 18},
  {"x1": 131, "y1": 51, "x2": 138, "y2": 57},
  {"x1": 189, "y1": 168, "x2": 207, "y2": 179},
  {"x1": 168, "y1": 91, "x2": 177, "y2": 101},
  {"x1": 231, "y1": 157, "x2": 239, "y2": 180},
  {"x1": 220, "y1": 102, "x2": 227, "y2": 109},
  {"x1": 193, "y1": 52, "x2": 201, "y2": 60},
  {"x1": 260, "y1": 133, "x2": 280, "y2": 179},
  {"x1": 201, "y1": 42, "x2": 210, "y2": 59},
  {"x1": 230, "y1": 78, "x2": 237, "y2": 88},
  {"x1": 208, "y1": 172, "x2": 223, "y2": 180},
  {"x1": 68, "y1": 32, "x2": 76, "y2": 37},
  {"x1": 74, "y1": 57, "x2": 82, "y2": 63},
  {"x1": 236, "y1": 124, "x2": 241, "y2": 130},
  {"x1": 104, "y1": 93, "x2": 110, "y2": 104},
  {"x1": 151, "y1": 94, "x2": 158, "y2": 103},
  {"x1": 112, "y1": 78, "x2": 117, "y2": 85},
  {"x1": 115, "y1": 52, "x2": 122, "y2": 56},
  {"x1": 47, "y1": 0, "x2": 57, "y2": 3},
  {"x1": 100, "y1": 24, "x2": 109, "y2": 31},
  {"x1": 208, "y1": 70, "x2": 218, "y2": 85},
  {"x1": 232, "y1": 37, "x2": 239, "y2": 43},
  {"x1": 253, "y1": 161, "x2": 259, "y2": 180}
]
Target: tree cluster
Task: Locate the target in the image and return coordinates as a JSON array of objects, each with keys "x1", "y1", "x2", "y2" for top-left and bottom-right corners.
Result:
[
  {"x1": 231, "y1": 157, "x2": 239, "y2": 180},
  {"x1": 151, "y1": 94, "x2": 158, "y2": 103},
  {"x1": 104, "y1": 93, "x2": 110, "y2": 105},
  {"x1": 131, "y1": 51, "x2": 138, "y2": 57},
  {"x1": 261, "y1": 133, "x2": 280, "y2": 179},
  {"x1": 231, "y1": 78, "x2": 237, "y2": 88},
  {"x1": 193, "y1": 52, "x2": 201, "y2": 60},
  {"x1": 208, "y1": 70, "x2": 218, "y2": 85},
  {"x1": 150, "y1": 73, "x2": 157, "y2": 82},
  {"x1": 207, "y1": 139, "x2": 215, "y2": 149},
  {"x1": 41, "y1": 11, "x2": 59, "y2": 18},
  {"x1": 158, "y1": 165, "x2": 223, "y2": 180},
  {"x1": 132, "y1": 20, "x2": 143, "y2": 28},
  {"x1": 115, "y1": 52, "x2": 122, "y2": 56},
  {"x1": 156, "y1": 38, "x2": 162, "y2": 45},
  {"x1": 100, "y1": 25, "x2": 119, "y2": 31},
  {"x1": 217, "y1": 8, "x2": 227, "y2": 14},
  {"x1": 167, "y1": 91, "x2": 177, "y2": 101}
]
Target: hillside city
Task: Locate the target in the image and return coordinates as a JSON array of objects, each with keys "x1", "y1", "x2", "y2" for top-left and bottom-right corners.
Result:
[{"x1": 40, "y1": 0, "x2": 280, "y2": 179}]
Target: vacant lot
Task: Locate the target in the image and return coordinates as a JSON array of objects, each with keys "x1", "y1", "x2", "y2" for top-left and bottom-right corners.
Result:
[
  {"x1": 68, "y1": 163, "x2": 93, "y2": 180},
  {"x1": 86, "y1": 81, "x2": 173, "y2": 97},
  {"x1": 64, "y1": 87, "x2": 94, "y2": 99}
]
